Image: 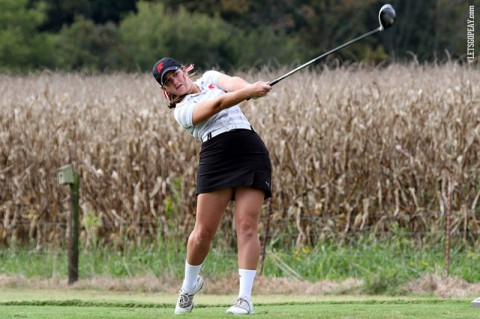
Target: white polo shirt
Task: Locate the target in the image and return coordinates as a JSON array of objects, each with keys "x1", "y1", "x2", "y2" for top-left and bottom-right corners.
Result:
[{"x1": 173, "y1": 70, "x2": 252, "y2": 142}]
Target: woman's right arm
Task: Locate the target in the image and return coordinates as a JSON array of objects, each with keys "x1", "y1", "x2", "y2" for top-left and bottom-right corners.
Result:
[{"x1": 191, "y1": 81, "x2": 271, "y2": 125}]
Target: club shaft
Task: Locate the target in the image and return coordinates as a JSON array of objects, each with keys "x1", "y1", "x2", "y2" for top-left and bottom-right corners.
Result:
[{"x1": 269, "y1": 27, "x2": 381, "y2": 86}]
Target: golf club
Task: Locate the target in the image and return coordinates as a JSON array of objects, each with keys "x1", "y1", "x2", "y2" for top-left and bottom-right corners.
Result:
[{"x1": 268, "y1": 4, "x2": 396, "y2": 86}]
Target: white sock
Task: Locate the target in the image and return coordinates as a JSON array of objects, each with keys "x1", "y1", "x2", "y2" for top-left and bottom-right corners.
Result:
[
  {"x1": 181, "y1": 261, "x2": 202, "y2": 294},
  {"x1": 238, "y1": 269, "x2": 256, "y2": 300}
]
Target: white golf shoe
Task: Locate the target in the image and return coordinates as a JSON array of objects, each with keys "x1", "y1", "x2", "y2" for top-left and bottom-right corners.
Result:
[
  {"x1": 174, "y1": 276, "x2": 204, "y2": 314},
  {"x1": 226, "y1": 297, "x2": 255, "y2": 315}
]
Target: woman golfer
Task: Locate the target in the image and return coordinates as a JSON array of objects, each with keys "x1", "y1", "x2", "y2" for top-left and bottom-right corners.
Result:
[{"x1": 152, "y1": 57, "x2": 272, "y2": 315}]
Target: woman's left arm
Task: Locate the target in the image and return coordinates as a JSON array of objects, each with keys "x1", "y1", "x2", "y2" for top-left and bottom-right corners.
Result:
[{"x1": 217, "y1": 74, "x2": 250, "y2": 92}]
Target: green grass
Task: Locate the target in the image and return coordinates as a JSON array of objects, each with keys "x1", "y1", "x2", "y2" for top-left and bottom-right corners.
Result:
[
  {"x1": 1, "y1": 235, "x2": 479, "y2": 295},
  {"x1": 263, "y1": 236, "x2": 480, "y2": 294},
  {"x1": 0, "y1": 286, "x2": 477, "y2": 319},
  {"x1": 0, "y1": 298, "x2": 477, "y2": 319},
  {"x1": 0, "y1": 289, "x2": 477, "y2": 318}
]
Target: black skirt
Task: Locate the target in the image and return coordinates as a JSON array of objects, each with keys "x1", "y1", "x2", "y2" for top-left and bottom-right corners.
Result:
[{"x1": 197, "y1": 129, "x2": 272, "y2": 200}]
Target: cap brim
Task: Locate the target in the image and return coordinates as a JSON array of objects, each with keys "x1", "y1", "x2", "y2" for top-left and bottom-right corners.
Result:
[{"x1": 160, "y1": 66, "x2": 179, "y2": 85}]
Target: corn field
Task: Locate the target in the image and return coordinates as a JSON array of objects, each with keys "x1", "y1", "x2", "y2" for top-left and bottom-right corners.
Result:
[{"x1": 1, "y1": 63, "x2": 479, "y2": 249}]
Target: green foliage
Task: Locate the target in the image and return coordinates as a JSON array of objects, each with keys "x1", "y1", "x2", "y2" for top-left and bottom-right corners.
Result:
[
  {"x1": 31, "y1": 0, "x2": 137, "y2": 32},
  {"x1": 162, "y1": 176, "x2": 187, "y2": 241},
  {"x1": 1, "y1": 236, "x2": 478, "y2": 296},
  {"x1": 119, "y1": 2, "x2": 234, "y2": 71},
  {"x1": 119, "y1": 2, "x2": 306, "y2": 72},
  {"x1": 82, "y1": 209, "x2": 102, "y2": 252},
  {"x1": 263, "y1": 235, "x2": 480, "y2": 292},
  {"x1": 0, "y1": 0, "x2": 474, "y2": 72},
  {"x1": 228, "y1": 28, "x2": 308, "y2": 70},
  {"x1": 55, "y1": 16, "x2": 131, "y2": 71},
  {"x1": 0, "y1": 0, "x2": 43, "y2": 30},
  {"x1": 0, "y1": 0, "x2": 56, "y2": 71}
]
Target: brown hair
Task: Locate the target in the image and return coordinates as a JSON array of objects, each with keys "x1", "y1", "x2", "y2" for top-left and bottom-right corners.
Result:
[
  {"x1": 166, "y1": 93, "x2": 185, "y2": 109},
  {"x1": 163, "y1": 66, "x2": 196, "y2": 109}
]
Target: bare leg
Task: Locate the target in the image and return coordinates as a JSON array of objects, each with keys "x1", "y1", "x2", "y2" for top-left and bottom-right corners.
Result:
[
  {"x1": 234, "y1": 187, "x2": 264, "y2": 269},
  {"x1": 186, "y1": 188, "x2": 232, "y2": 265},
  {"x1": 225, "y1": 187, "x2": 264, "y2": 315},
  {"x1": 175, "y1": 188, "x2": 233, "y2": 314}
]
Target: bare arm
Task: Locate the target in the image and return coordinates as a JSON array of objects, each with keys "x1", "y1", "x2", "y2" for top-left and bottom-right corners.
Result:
[
  {"x1": 217, "y1": 74, "x2": 249, "y2": 92},
  {"x1": 191, "y1": 73, "x2": 271, "y2": 125}
]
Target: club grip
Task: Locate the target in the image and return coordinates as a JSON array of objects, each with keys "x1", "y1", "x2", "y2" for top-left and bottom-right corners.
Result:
[{"x1": 268, "y1": 79, "x2": 280, "y2": 86}]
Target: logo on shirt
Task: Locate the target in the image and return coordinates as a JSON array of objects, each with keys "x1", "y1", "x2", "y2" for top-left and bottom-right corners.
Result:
[{"x1": 208, "y1": 84, "x2": 215, "y2": 90}]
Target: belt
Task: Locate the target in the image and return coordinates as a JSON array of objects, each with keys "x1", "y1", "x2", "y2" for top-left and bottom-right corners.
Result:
[{"x1": 202, "y1": 124, "x2": 254, "y2": 142}]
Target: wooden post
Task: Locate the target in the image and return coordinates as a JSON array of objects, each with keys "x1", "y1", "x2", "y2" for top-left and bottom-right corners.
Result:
[
  {"x1": 68, "y1": 171, "x2": 80, "y2": 284},
  {"x1": 57, "y1": 164, "x2": 80, "y2": 285},
  {"x1": 445, "y1": 176, "x2": 452, "y2": 278}
]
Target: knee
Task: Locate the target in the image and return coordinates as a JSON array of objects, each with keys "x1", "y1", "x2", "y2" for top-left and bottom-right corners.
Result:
[
  {"x1": 190, "y1": 227, "x2": 216, "y2": 244},
  {"x1": 236, "y1": 218, "x2": 258, "y2": 239}
]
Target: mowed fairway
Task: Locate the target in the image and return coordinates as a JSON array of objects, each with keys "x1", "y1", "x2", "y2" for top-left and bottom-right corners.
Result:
[{"x1": 0, "y1": 289, "x2": 477, "y2": 319}]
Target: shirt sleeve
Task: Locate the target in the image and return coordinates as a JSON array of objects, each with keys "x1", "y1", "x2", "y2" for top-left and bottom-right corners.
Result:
[
  {"x1": 201, "y1": 70, "x2": 222, "y2": 87},
  {"x1": 174, "y1": 100, "x2": 195, "y2": 128}
]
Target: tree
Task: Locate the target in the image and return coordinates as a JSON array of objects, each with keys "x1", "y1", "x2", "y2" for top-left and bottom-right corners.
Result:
[
  {"x1": 120, "y1": 2, "x2": 242, "y2": 71},
  {"x1": 0, "y1": 0, "x2": 56, "y2": 71},
  {"x1": 29, "y1": 0, "x2": 138, "y2": 32},
  {"x1": 155, "y1": 0, "x2": 472, "y2": 64},
  {"x1": 56, "y1": 16, "x2": 132, "y2": 71},
  {"x1": 386, "y1": 0, "x2": 470, "y2": 62},
  {"x1": 155, "y1": 0, "x2": 387, "y2": 63},
  {"x1": 119, "y1": 2, "x2": 309, "y2": 72}
]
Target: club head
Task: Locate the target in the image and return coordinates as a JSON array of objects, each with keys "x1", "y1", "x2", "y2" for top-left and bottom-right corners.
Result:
[{"x1": 378, "y1": 4, "x2": 396, "y2": 31}]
